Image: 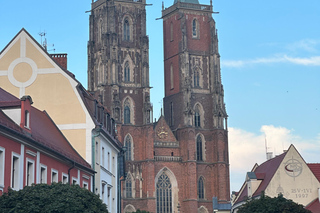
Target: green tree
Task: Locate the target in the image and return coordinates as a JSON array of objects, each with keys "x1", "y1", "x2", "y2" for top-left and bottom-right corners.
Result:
[
  {"x1": 133, "y1": 210, "x2": 150, "y2": 213},
  {"x1": 0, "y1": 182, "x2": 108, "y2": 213},
  {"x1": 238, "y1": 193, "x2": 311, "y2": 213}
]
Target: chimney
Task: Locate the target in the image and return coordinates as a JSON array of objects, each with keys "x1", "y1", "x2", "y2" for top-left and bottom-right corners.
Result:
[
  {"x1": 20, "y1": 96, "x2": 33, "y2": 132},
  {"x1": 50, "y1": 53, "x2": 68, "y2": 70}
]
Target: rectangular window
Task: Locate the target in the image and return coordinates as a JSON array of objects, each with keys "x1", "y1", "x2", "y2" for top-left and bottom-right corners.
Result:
[
  {"x1": 108, "y1": 152, "x2": 110, "y2": 170},
  {"x1": 40, "y1": 165, "x2": 47, "y2": 184},
  {"x1": 72, "y1": 178, "x2": 78, "y2": 185},
  {"x1": 51, "y1": 169, "x2": 58, "y2": 183},
  {"x1": 0, "y1": 148, "x2": 5, "y2": 187},
  {"x1": 11, "y1": 154, "x2": 20, "y2": 189},
  {"x1": 103, "y1": 113, "x2": 107, "y2": 128},
  {"x1": 62, "y1": 173, "x2": 68, "y2": 184},
  {"x1": 112, "y1": 157, "x2": 115, "y2": 174},
  {"x1": 95, "y1": 141, "x2": 99, "y2": 165},
  {"x1": 24, "y1": 110, "x2": 30, "y2": 128},
  {"x1": 83, "y1": 181, "x2": 88, "y2": 189},
  {"x1": 102, "y1": 147, "x2": 105, "y2": 167},
  {"x1": 26, "y1": 159, "x2": 34, "y2": 186},
  {"x1": 102, "y1": 183, "x2": 106, "y2": 202}
]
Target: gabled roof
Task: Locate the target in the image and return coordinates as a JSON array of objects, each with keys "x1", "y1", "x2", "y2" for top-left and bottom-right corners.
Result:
[
  {"x1": 234, "y1": 150, "x2": 287, "y2": 205},
  {"x1": 154, "y1": 115, "x2": 177, "y2": 143},
  {"x1": 307, "y1": 163, "x2": 320, "y2": 182},
  {"x1": 0, "y1": 88, "x2": 93, "y2": 172},
  {"x1": 0, "y1": 28, "x2": 77, "y2": 80},
  {"x1": 76, "y1": 85, "x2": 122, "y2": 149},
  {"x1": 0, "y1": 88, "x2": 21, "y2": 108},
  {"x1": 306, "y1": 198, "x2": 320, "y2": 212}
]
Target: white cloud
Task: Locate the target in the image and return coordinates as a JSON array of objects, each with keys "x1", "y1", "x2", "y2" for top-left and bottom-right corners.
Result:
[
  {"x1": 284, "y1": 55, "x2": 320, "y2": 66},
  {"x1": 229, "y1": 125, "x2": 320, "y2": 192},
  {"x1": 221, "y1": 55, "x2": 320, "y2": 68},
  {"x1": 286, "y1": 39, "x2": 320, "y2": 53}
]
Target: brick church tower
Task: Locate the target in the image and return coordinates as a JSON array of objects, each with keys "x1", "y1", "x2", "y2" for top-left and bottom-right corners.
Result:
[
  {"x1": 88, "y1": 0, "x2": 152, "y2": 126},
  {"x1": 88, "y1": 0, "x2": 230, "y2": 212}
]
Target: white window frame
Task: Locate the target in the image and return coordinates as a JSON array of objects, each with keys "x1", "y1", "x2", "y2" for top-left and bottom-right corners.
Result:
[
  {"x1": 62, "y1": 173, "x2": 68, "y2": 184},
  {"x1": 102, "y1": 182, "x2": 106, "y2": 203},
  {"x1": 108, "y1": 152, "x2": 110, "y2": 170},
  {"x1": 11, "y1": 152, "x2": 20, "y2": 190},
  {"x1": 51, "y1": 169, "x2": 58, "y2": 183},
  {"x1": 0, "y1": 147, "x2": 5, "y2": 189},
  {"x1": 26, "y1": 158, "x2": 35, "y2": 186},
  {"x1": 24, "y1": 110, "x2": 30, "y2": 128},
  {"x1": 95, "y1": 141, "x2": 99, "y2": 165},
  {"x1": 40, "y1": 164, "x2": 47, "y2": 184},
  {"x1": 102, "y1": 147, "x2": 105, "y2": 167},
  {"x1": 72, "y1": 177, "x2": 78, "y2": 185},
  {"x1": 83, "y1": 181, "x2": 88, "y2": 189}
]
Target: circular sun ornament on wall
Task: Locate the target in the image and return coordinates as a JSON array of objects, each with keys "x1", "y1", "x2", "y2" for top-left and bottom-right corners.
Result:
[
  {"x1": 284, "y1": 158, "x2": 302, "y2": 177},
  {"x1": 157, "y1": 126, "x2": 168, "y2": 139}
]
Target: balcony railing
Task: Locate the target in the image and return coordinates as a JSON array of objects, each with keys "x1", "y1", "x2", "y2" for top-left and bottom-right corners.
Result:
[
  {"x1": 154, "y1": 141, "x2": 179, "y2": 147},
  {"x1": 154, "y1": 156, "x2": 182, "y2": 162}
]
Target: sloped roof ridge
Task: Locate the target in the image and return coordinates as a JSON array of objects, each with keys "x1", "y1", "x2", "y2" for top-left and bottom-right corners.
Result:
[
  {"x1": 252, "y1": 151, "x2": 287, "y2": 197},
  {"x1": 0, "y1": 29, "x2": 79, "y2": 83},
  {"x1": 254, "y1": 151, "x2": 287, "y2": 169},
  {"x1": 307, "y1": 163, "x2": 320, "y2": 182}
]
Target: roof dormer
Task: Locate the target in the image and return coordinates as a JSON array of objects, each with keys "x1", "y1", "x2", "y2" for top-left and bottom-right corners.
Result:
[
  {"x1": 246, "y1": 172, "x2": 263, "y2": 198},
  {"x1": 20, "y1": 96, "x2": 33, "y2": 132}
]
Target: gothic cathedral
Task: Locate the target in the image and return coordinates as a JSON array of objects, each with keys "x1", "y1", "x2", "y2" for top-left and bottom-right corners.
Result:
[{"x1": 88, "y1": 0, "x2": 230, "y2": 212}]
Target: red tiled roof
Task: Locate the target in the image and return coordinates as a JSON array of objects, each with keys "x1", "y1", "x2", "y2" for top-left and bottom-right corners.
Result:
[
  {"x1": 234, "y1": 152, "x2": 287, "y2": 205},
  {"x1": 0, "y1": 88, "x2": 93, "y2": 171},
  {"x1": 307, "y1": 163, "x2": 320, "y2": 182},
  {"x1": 252, "y1": 152, "x2": 286, "y2": 197},
  {"x1": 0, "y1": 88, "x2": 21, "y2": 107},
  {"x1": 306, "y1": 198, "x2": 320, "y2": 213}
]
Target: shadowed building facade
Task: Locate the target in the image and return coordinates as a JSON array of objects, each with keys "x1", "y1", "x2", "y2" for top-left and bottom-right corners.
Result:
[{"x1": 87, "y1": 0, "x2": 230, "y2": 212}]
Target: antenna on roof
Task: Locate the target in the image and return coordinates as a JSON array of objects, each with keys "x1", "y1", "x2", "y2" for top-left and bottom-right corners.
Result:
[
  {"x1": 39, "y1": 31, "x2": 55, "y2": 52},
  {"x1": 265, "y1": 136, "x2": 273, "y2": 160}
]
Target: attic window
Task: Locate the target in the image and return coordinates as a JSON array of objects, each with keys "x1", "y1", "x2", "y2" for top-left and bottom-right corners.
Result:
[{"x1": 24, "y1": 110, "x2": 30, "y2": 128}]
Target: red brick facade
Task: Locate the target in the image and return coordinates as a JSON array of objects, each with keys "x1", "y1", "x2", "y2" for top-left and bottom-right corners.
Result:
[{"x1": 88, "y1": 0, "x2": 230, "y2": 212}]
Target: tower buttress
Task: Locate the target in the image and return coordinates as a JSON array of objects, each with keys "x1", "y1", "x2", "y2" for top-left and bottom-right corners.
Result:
[{"x1": 88, "y1": 0, "x2": 152, "y2": 125}]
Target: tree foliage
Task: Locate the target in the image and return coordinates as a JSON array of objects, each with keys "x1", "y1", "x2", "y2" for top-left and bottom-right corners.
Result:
[
  {"x1": 133, "y1": 210, "x2": 150, "y2": 213},
  {"x1": 0, "y1": 183, "x2": 108, "y2": 213},
  {"x1": 238, "y1": 193, "x2": 311, "y2": 213}
]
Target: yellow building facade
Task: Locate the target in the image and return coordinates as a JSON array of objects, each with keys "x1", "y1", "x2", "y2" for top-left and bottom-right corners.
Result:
[{"x1": 0, "y1": 29, "x2": 93, "y2": 163}]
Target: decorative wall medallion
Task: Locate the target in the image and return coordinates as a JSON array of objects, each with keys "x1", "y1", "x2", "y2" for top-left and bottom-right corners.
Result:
[
  {"x1": 157, "y1": 126, "x2": 168, "y2": 139},
  {"x1": 284, "y1": 158, "x2": 302, "y2": 177}
]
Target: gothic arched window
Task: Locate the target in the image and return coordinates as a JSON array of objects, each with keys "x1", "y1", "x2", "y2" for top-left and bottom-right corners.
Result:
[
  {"x1": 198, "y1": 177, "x2": 205, "y2": 199},
  {"x1": 124, "y1": 136, "x2": 132, "y2": 161},
  {"x1": 170, "y1": 22, "x2": 173, "y2": 41},
  {"x1": 192, "y1": 19, "x2": 198, "y2": 37},
  {"x1": 124, "y1": 106, "x2": 130, "y2": 124},
  {"x1": 194, "y1": 69, "x2": 200, "y2": 87},
  {"x1": 156, "y1": 173, "x2": 172, "y2": 213},
  {"x1": 195, "y1": 105, "x2": 200, "y2": 127},
  {"x1": 124, "y1": 18, "x2": 130, "y2": 41},
  {"x1": 125, "y1": 175, "x2": 132, "y2": 198},
  {"x1": 170, "y1": 64, "x2": 174, "y2": 89},
  {"x1": 124, "y1": 62, "x2": 130, "y2": 82},
  {"x1": 196, "y1": 135, "x2": 203, "y2": 161}
]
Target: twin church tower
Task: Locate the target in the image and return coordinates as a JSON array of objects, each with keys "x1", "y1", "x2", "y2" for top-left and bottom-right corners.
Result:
[{"x1": 87, "y1": 0, "x2": 230, "y2": 212}]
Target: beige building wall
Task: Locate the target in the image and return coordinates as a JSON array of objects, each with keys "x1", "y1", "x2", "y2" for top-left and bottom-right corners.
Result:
[
  {"x1": 265, "y1": 146, "x2": 320, "y2": 206},
  {"x1": 0, "y1": 30, "x2": 94, "y2": 162}
]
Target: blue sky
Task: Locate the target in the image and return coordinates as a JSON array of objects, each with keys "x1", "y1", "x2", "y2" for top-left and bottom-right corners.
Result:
[{"x1": 1, "y1": 0, "x2": 320, "y2": 193}]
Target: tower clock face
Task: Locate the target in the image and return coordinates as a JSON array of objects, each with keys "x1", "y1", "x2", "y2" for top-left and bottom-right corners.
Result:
[{"x1": 157, "y1": 126, "x2": 168, "y2": 139}]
